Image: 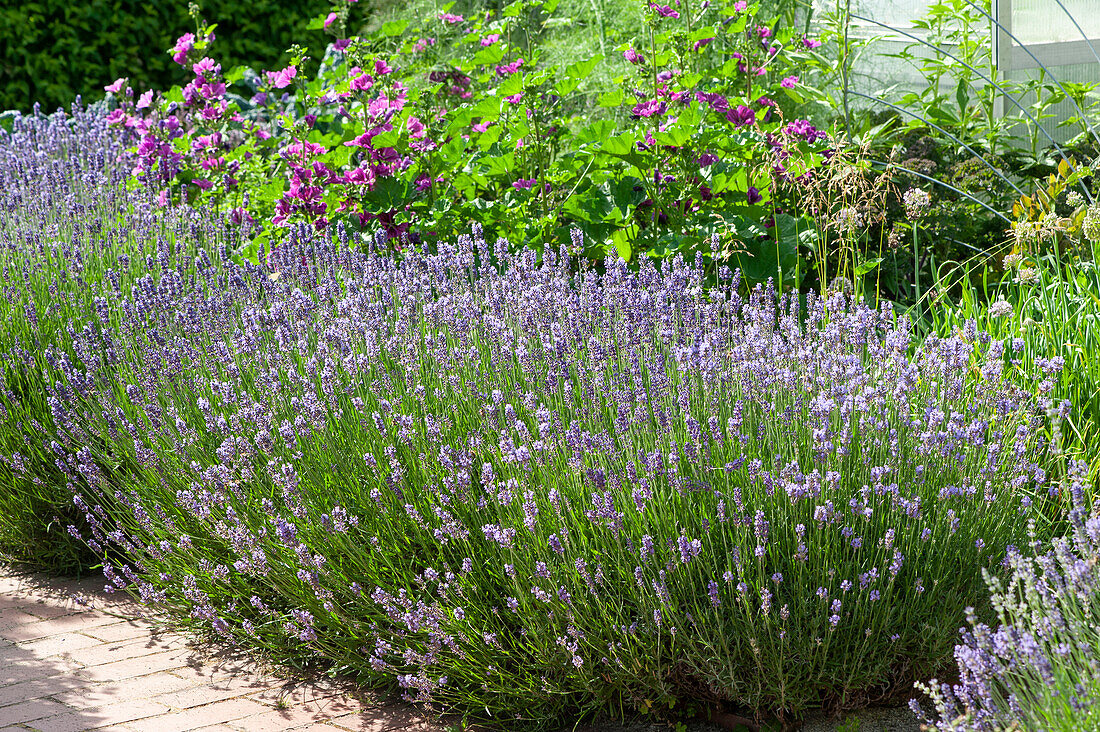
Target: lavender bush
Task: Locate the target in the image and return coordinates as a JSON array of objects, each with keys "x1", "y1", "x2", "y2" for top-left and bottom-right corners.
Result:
[
  {"x1": 0, "y1": 106, "x2": 1067, "y2": 727},
  {"x1": 913, "y1": 458, "x2": 1100, "y2": 732},
  {"x1": 0, "y1": 102, "x2": 139, "y2": 570}
]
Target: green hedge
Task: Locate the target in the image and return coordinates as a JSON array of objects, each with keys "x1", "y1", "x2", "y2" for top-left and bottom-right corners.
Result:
[{"x1": 0, "y1": 0, "x2": 364, "y2": 112}]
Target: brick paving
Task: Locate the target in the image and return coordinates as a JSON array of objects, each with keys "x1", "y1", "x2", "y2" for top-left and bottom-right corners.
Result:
[{"x1": 0, "y1": 569, "x2": 442, "y2": 732}]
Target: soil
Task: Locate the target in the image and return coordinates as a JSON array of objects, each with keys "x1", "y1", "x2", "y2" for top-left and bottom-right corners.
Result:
[{"x1": 572, "y1": 702, "x2": 923, "y2": 732}]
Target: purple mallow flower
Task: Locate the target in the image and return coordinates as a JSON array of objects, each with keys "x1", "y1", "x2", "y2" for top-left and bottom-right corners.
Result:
[{"x1": 727, "y1": 105, "x2": 755, "y2": 127}]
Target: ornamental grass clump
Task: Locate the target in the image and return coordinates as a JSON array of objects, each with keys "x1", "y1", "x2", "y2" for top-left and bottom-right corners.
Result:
[
  {"x1": 914, "y1": 458, "x2": 1100, "y2": 732},
  {"x1": 10, "y1": 210, "x2": 1064, "y2": 726}
]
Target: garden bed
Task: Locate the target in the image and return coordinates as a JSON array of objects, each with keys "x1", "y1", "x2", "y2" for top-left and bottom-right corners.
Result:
[{"x1": 2, "y1": 0, "x2": 1100, "y2": 729}]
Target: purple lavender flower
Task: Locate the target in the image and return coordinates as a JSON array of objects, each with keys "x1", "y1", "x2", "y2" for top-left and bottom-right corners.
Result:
[{"x1": 5, "y1": 117, "x2": 1058, "y2": 728}]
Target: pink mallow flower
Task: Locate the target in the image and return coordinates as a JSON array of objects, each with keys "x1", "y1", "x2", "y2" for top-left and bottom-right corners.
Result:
[
  {"x1": 407, "y1": 116, "x2": 426, "y2": 139},
  {"x1": 624, "y1": 48, "x2": 644, "y2": 64},
  {"x1": 136, "y1": 90, "x2": 155, "y2": 109},
  {"x1": 726, "y1": 105, "x2": 755, "y2": 127},
  {"x1": 481, "y1": 34, "x2": 500, "y2": 46},
  {"x1": 342, "y1": 167, "x2": 376, "y2": 187},
  {"x1": 650, "y1": 3, "x2": 679, "y2": 18},
  {"x1": 193, "y1": 132, "x2": 222, "y2": 150},
  {"x1": 368, "y1": 96, "x2": 391, "y2": 117},
  {"x1": 781, "y1": 75, "x2": 799, "y2": 88},
  {"x1": 193, "y1": 57, "x2": 220, "y2": 79},
  {"x1": 104, "y1": 78, "x2": 126, "y2": 93},
  {"x1": 228, "y1": 207, "x2": 254, "y2": 225},
  {"x1": 283, "y1": 140, "x2": 327, "y2": 158},
  {"x1": 324, "y1": 12, "x2": 337, "y2": 28},
  {"x1": 415, "y1": 174, "x2": 443, "y2": 191},
  {"x1": 803, "y1": 36, "x2": 822, "y2": 49},
  {"x1": 199, "y1": 81, "x2": 226, "y2": 100},
  {"x1": 512, "y1": 178, "x2": 536, "y2": 190},
  {"x1": 266, "y1": 66, "x2": 297, "y2": 89},
  {"x1": 171, "y1": 33, "x2": 195, "y2": 65},
  {"x1": 496, "y1": 58, "x2": 524, "y2": 75},
  {"x1": 200, "y1": 103, "x2": 227, "y2": 121},
  {"x1": 349, "y1": 68, "x2": 374, "y2": 92},
  {"x1": 440, "y1": 12, "x2": 464, "y2": 23},
  {"x1": 632, "y1": 99, "x2": 667, "y2": 118}
]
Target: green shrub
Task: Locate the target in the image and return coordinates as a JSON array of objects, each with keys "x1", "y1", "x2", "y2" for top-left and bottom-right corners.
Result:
[{"x1": 0, "y1": 0, "x2": 373, "y2": 112}]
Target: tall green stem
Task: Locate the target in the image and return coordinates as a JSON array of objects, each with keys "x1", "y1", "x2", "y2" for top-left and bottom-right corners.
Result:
[
  {"x1": 913, "y1": 224, "x2": 921, "y2": 304},
  {"x1": 839, "y1": 0, "x2": 852, "y2": 132}
]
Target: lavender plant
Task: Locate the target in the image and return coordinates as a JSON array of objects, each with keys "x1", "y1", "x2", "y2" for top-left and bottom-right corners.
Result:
[
  {"x1": 913, "y1": 459, "x2": 1100, "y2": 732},
  {"x1": 0, "y1": 102, "x2": 138, "y2": 571},
  {"x1": 12, "y1": 194, "x2": 1063, "y2": 728}
]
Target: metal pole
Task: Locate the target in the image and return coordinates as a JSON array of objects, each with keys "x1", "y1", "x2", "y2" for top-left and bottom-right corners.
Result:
[{"x1": 992, "y1": 0, "x2": 1013, "y2": 119}]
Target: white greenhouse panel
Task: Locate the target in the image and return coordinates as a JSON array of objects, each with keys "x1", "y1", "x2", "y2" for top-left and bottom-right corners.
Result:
[
  {"x1": 809, "y1": 0, "x2": 1099, "y2": 140},
  {"x1": 1011, "y1": 0, "x2": 1100, "y2": 46}
]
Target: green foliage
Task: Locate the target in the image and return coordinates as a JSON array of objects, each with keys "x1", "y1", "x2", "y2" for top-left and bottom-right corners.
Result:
[
  {"x1": 926, "y1": 164, "x2": 1100, "y2": 474},
  {"x1": 0, "y1": 462, "x2": 98, "y2": 576},
  {"x1": 0, "y1": 329, "x2": 101, "y2": 574},
  {"x1": 0, "y1": 0, "x2": 369, "y2": 112},
  {"x1": 123, "y1": 0, "x2": 834, "y2": 287}
]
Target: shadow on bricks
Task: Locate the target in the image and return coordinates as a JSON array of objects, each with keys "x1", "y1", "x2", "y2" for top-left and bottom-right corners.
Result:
[
  {"x1": 0, "y1": 574, "x2": 125, "y2": 730},
  {"x1": 1, "y1": 566, "x2": 456, "y2": 732}
]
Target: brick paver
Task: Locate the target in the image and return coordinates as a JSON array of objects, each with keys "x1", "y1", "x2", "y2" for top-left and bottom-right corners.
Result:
[{"x1": 0, "y1": 569, "x2": 442, "y2": 732}]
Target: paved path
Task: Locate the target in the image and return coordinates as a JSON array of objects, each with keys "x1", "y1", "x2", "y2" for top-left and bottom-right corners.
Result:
[{"x1": 0, "y1": 569, "x2": 441, "y2": 732}]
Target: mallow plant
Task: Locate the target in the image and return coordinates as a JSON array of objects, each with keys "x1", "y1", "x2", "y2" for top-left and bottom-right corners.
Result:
[
  {"x1": 107, "y1": 0, "x2": 834, "y2": 285},
  {"x1": 5, "y1": 176, "x2": 1067, "y2": 727}
]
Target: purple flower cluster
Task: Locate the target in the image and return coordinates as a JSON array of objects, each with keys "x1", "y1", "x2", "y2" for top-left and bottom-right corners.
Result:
[
  {"x1": 913, "y1": 459, "x2": 1100, "y2": 731},
  {"x1": 0, "y1": 109, "x2": 1065, "y2": 726}
]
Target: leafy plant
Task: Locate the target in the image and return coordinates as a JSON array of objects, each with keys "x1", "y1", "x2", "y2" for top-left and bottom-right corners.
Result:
[{"x1": 115, "y1": 0, "x2": 834, "y2": 283}]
